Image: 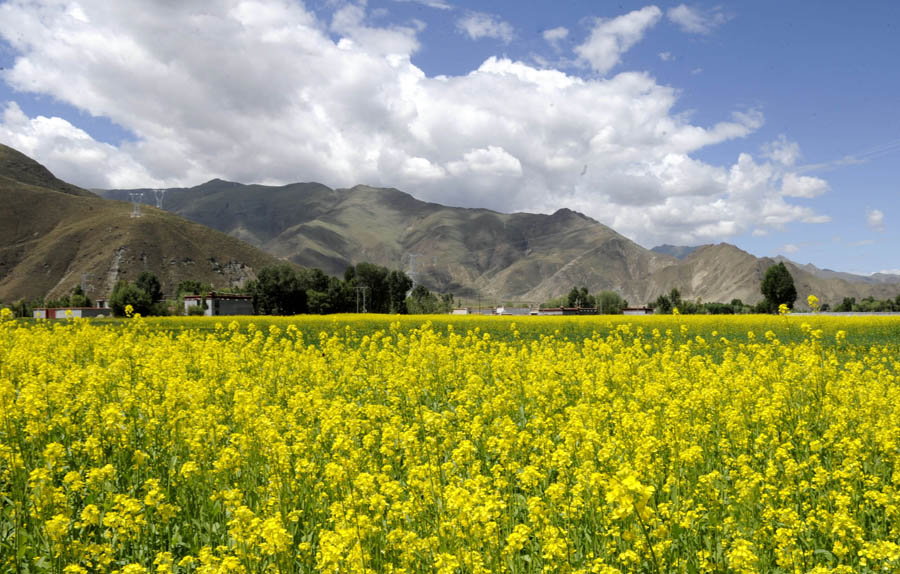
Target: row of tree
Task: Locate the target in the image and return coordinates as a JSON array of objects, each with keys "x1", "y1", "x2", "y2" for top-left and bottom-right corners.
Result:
[
  {"x1": 542, "y1": 264, "x2": 804, "y2": 316},
  {"x1": 101, "y1": 262, "x2": 454, "y2": 317},
  {"x1": 540, "y1": 286, "x2": 628, "y2": 314},
  {"x1": 651, "y1": 263, "x2": 799, "y2": 314},
  {"x1": 249, "y1": 263, "x2": 422, "y2": 315},
  {"x1": 5, "y1": 260, "x2": 900, "y2": 317},
  {"x1": 833, "y1": 295, "x2": 900, "y2": 313},
  {"x1": 652, "y1": 289, "x2": 758, "y2": 315}
]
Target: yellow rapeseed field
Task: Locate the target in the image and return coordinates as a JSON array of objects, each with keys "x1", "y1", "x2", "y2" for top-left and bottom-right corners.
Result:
[{"x1": 1, "y1": 310, "x2": 899, "y2": 573}]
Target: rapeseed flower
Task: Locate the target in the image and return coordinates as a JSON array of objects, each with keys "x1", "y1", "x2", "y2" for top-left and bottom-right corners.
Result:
[{"x1": 1, "y1": 314, "x2": 899, "y2": 572}]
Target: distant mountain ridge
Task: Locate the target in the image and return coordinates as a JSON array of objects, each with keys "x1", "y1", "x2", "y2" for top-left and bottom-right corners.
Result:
[
  {"x1": 2, "y1": 143, "x2": 896, "y2": 308},
  {"x1": 651, "y1": 244, "x2": 700, "y2": 259},
  {"x1": 773, "y1": 255, "x2": 900, "y2": 285},
  {"x1": 0, "y1": 144, "x2": 283, "y2": 303},
  {"x1": 0, "y1": 144, "x2": 95, "y2": 198},
  {"x1": 102, "y1": 179, "x2": 900, "y2": 307}
]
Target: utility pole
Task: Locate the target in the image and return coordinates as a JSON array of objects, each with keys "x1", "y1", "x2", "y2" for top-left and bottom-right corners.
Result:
[
  {"x1": 153, "y1": 188, "x2": 166, "y2": 209},
  {"x1": 355, "y1": 285, "x2": 368, "y2": 313}
]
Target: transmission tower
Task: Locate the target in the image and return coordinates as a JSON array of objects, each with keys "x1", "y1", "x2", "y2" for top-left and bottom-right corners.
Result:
[
  {"x1": 153, "y1": 188, "x2": 166, "y2": 209},
  {"x1": 129, "y1": 192, "x2": 143, "y2": 218}
]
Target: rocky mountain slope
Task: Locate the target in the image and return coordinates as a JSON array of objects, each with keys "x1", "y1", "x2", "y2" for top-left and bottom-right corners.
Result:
[
  {"x1": 103, "y1": 179, "x2": 900, "y2": 307},
  {"x1": 0, "y1": 145, "x2": 283, "y2": 303}
]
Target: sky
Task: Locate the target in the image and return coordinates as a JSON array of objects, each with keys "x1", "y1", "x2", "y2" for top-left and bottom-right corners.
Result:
[{"x1": 0, "y1": 0, "x2": 898, "y2": 275}]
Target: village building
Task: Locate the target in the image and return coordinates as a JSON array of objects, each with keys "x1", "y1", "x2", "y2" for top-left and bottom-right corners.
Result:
[
  {"x1": 623, "y1": 307, "x2": 654, "y2": 315},
  {"x1": 537, "y1": 307, "x2": 599, "y2": 316},
  {"x1": 33, "y1": 307, "x2": 111, "y2": 319},
  {"x1": 494, "y1": 306, "x2": 533, "y2": 316},
  {"x1": 183, "y1": 292, "x2": 254, "y2": 316}
]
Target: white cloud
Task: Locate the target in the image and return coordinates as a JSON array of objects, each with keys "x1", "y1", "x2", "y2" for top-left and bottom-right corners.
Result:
[
  {"x1": 331, "y1": 3, "x2": 421, "y2": 56},
  {"x1": 762, "y1": 135, "x2": 801, "y2": 166},
  {"x1": 542, "y1": 26, "x2": 568, "y2": 49},
  {"x1": 447, "y1": 145, "x2": 522, "y2": 177},
  {"x1": 878, "y1": 269, "x2": 900, "y2": 276},
  {"x1": 574, "y1": 6, "x2": 662, "y2": 74},
  {"x1": 867, "y1": 209, "x2": 884, "y2": 231},
  {"x1": 0, "y1": 102, "x2": 161, "y2": 188},
  {"x1": 658, "y1": 51, "x2": 673, "y2": 61},
  {"x1": 0, "y1": 1, "x2": 830, "y2": 245},
  {"x1": 667, "y1": 4, "x2": 730, "y2": 35},
  {"x1": 781, "y1": 173, "x2": 828, "y2": 198},
  {"x1": 401, "y1": 156, "x2": 446, "y2": 180},
  {"x1": 782, "y1": 243, "x2": 799, "y2": 254},
  {"x1": 456, "y1": 11, "x2": 514, "y2": 43},
  {"x1": 392, "y1": 0, "x2": 453, "y2": 10}
]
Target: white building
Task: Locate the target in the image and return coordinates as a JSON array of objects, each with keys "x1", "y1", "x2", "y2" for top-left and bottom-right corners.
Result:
[
  {"x1": 33, "y1": 307, "x2": 110, "y2": 319},
  {"x1": 494, "y1": 306, "x2": 533, "y2": 316},
  {"x1": 183, "y1": 293, "x2": 254, "y2": 316},
  {"x1": 623, "y1": 307, "x2": 653, "y2": 315}
]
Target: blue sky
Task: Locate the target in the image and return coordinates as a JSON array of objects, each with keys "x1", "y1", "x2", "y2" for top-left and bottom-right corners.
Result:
[{"x1": 1, "y1": 0, "x2": 897, "y2": 275}]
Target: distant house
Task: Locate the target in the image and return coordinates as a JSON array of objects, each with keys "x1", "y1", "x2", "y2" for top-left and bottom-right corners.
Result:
[
  {"x1": 470, "y1": 307, "x2": 495, "y2": 316},
  {"x1": 537, "y1": 307, "x2": 599, "y2": 316},
  {"x1": 33, "y1": 307, "x2": 110, "y2": 319},
  {"x1": 494, "y1": 306, "x2": 533, "y2": 316},
  {"x1": 623, "y1": 307, "x2": 653, "y2": 315},
  {"x1": 451, "y1": 308, "x2": 471, "y2": 315},
  {"x1": 183, "y1": 293, "x2": 254, "y2": 316}
]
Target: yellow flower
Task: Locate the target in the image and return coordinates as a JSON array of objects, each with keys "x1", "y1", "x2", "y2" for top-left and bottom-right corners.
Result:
[
  {"x1": 807, "y1": 294, "x2": 820, "y2": 312},
  {"x1": 45, "y1": 514, "x2": 69, "y2": 543}
]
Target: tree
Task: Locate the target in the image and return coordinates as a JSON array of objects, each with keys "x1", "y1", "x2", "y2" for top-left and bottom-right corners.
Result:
[
  {"x1": 654, "y1": 293, "x2": 671, "y2": 314},
  {"x1": 176, "y1": 280, "x2": 209, "y2": 297},
  {"x1": 307, "y1": 276, "x2": 351, "y2": 314},
  {"x1": 69, "y1": 285, "x2": 92, "y2": 308},
  {"x1": 760, "y1": 262, "x2": 797, "y2": 312},
  {"x1": 596, "y1": 291, "x2": 625, "y2": 314},
  {"x1": 406, "y1": 286, "x2": 455, "y2": 314},
  {"x1": 407, "y1": 285, "x2": 439, "y2": 314},
  {"x1": 249, "y1": 264, "x2": 307, "y2": 315},
  {"x1": 345, "y1": 262, "x2": 413, "y2": 314},
  {"x1": 386, "y1": 270, "x2": 413, "y2": 314},
  {"x1": 110, "y1": 280, "x2": 153, "y2": 317},
  {"x1": 136, "y1": 272, "x2": 164, "y2": 303},
  {"x1": 654, "y1": 288, "x2": 682, "y2": 314},
  {"x1": 352, "y1": 262, "x2": 389, "y2": 313},
  {"x1": 566, "y1": 286, "x2": 595, "y2": 308}
]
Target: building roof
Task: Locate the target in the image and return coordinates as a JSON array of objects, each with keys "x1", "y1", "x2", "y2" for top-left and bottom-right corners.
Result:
[
  {"x1": 183, "y1": 293, "x2": 252, "y2": 300},
  {"x1": 35, "y1": 307, "x2": 106, "y2": 311}
]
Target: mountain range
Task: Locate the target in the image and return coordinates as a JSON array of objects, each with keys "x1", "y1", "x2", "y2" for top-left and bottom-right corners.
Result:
[
  {"x1": 2, "y1": 143, "x2": 898, "y2": 308},
  {"x1": 0, "y1": 144, "x2": 282, "y2": 303},
  {"x1": 101, "y1": 177, "x2": 900, "y2": 308}
]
